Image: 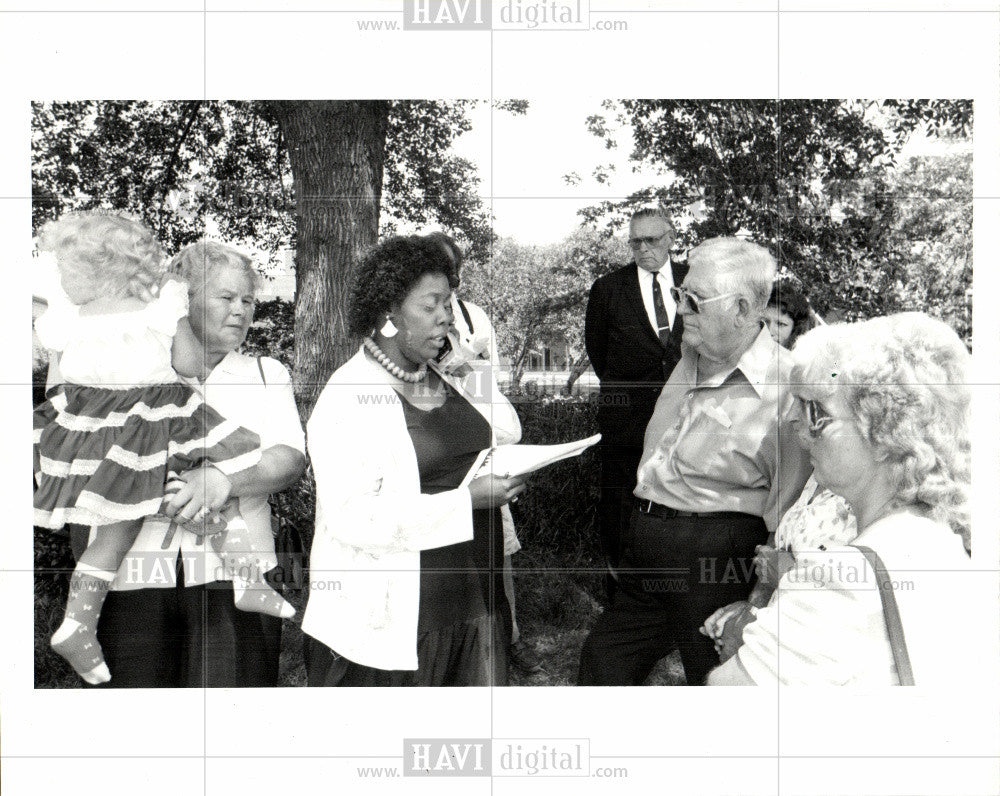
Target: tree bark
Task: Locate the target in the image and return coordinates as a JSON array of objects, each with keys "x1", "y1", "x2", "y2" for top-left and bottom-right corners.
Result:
[
  {"x1": 509, "y1": 348, "x2": 529, "y2": 392},
  {"x1": 269, "y1": 101, "x2": 390, "y2": 418},
  {"x1": 563, "y1": 354, "x2": 591, "y2": 395}
]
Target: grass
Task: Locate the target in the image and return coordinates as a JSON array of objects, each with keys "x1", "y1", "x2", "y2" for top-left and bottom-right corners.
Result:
[{"x1": 504, "y1": 552, "x2": 687, "y2": 687}]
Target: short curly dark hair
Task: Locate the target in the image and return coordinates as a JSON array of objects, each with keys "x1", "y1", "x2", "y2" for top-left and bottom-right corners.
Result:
[{"x1": 348, "y1": 235, "x2": 460, "y2": 337}]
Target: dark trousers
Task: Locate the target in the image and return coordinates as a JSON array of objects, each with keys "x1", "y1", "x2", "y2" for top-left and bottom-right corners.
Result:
[
  {"x1": 596, "y1": 444, "x2": 643, "y2": 595},
  {"x1": 578, "y1": 507, "x2": 767, "y2": 686},
  {"x1": 93, "y1": 562, "x2": 283, "y2": 688}
]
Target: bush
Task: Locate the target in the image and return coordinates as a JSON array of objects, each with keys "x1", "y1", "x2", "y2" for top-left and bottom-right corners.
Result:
[
  {"x1": 33, "y1": 527, "x2": 77, "y2": 688},
  {"x1": 243, "y1": 298, "x2": 295, "y2": 370},
  {"x1": 504, "y1": 397, "x2": 606, "y2": 684},
  {"x1": 508, "y1": 397, "x2": 602, "y2": 571}
]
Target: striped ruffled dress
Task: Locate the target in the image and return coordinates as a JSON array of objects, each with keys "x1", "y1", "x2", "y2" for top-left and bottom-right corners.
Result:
[{"x1": 32, "y1": 279, "x2": 262, "y2": 530}]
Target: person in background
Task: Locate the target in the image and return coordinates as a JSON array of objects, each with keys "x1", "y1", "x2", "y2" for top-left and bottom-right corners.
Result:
[
  {"x1": 578, "y1": 237, "x2": 811, "y2": 686},
  {"x1": 584, "y1": 206, "x2": 688, "y2": 598},
  {"x1": 762, "y1": 279, "x2": 814, "y2": 349},
  {"x1": 428, "y1": 232, "x2": 543, "y2": 675},
  {"x1": 708, "y1": 313, "x2": 975, "y2": 685}
]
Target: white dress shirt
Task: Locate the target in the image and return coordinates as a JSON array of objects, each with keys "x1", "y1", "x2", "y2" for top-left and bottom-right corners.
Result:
[{"x1": 636, "y1": 262, "x2": 677, "y2": 334}]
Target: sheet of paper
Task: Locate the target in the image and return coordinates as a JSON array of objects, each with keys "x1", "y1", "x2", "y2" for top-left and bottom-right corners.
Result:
[{"x1": 461, "y1": 433, "x2": 602, "y2": 486}]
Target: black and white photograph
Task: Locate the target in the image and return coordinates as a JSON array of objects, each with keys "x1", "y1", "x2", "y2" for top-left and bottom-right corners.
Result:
[
  {"x1": 28, "y1": 97, "x2": 977, "y2": 689},
  {"x1": 4, "y1": 2, "x2": 1000, "y2": 795}
]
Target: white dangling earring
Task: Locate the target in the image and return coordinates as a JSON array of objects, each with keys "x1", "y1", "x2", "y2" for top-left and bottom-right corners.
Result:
[{"x1": 380, "y1": 316, "x2": 398, "y2": 338}]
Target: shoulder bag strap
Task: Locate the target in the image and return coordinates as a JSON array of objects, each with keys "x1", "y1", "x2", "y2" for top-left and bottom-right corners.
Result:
[
  {"x1": 852, "y1": 544, "x2": 915, "y2": 686},
  {"x1": 457, "y1": 298, "x2": 474, "y2": 334}
]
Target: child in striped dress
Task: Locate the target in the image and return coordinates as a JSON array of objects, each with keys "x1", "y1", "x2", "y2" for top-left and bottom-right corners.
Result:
[{"x1": 33, "y1": 213, "x2": 294, "y2": 685}]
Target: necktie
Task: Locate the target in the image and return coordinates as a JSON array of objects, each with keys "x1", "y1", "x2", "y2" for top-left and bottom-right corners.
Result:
[{"x1": 651, "y1": 275, "x2": 672, "y2": 346}]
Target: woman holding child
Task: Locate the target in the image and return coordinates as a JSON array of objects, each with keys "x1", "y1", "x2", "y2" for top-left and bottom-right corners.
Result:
[
  {"x1": 35, "y1": 217, "x2": 306, "y2": 688},
  {"x1": 107, "y1": 239, "x2": 307, "y2": 688}
]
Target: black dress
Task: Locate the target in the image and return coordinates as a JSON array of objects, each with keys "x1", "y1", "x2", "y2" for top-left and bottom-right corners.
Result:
[{"x1": 307, "y1": 381, "x2": 509, "y2": 687}]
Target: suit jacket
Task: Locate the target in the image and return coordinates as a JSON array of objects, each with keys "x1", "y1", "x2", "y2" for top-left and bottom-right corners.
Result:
[{"x1": 585, "y1": 261, "x2": 688, "y2": 449}]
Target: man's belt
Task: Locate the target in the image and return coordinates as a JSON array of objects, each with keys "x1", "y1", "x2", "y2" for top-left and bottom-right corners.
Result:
[{"x1": 633, "y1": 497, "x2": 743, "y2": 521}]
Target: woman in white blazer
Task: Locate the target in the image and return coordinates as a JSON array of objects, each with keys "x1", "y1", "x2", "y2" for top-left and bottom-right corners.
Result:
[{"x1": 303, "y1": 235, "x2": 526, "y2": 686}]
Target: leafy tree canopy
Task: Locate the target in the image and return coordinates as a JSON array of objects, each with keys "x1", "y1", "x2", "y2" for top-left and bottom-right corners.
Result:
[
  {"x1": 574, "y1": 99, "x2": 972, "y2": 329},
  {"x1": 32, "y1": 99, "x2": 524, "y2": 263}
]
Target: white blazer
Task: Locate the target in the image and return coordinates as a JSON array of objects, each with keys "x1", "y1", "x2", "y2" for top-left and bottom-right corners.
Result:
[{"x1": 302, "y1": 347, "x2": 516, "y2": 671}]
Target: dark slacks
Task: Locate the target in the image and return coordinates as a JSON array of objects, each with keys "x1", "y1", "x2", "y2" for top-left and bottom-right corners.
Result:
[
  {"x1": 93, "y1": 562, "x2": 283, "y2": 688},
  {"x1": 596, "y1": 443, "x2": 643, "y2": 573},
  {"x1": 578, "y1": 507, "x2": 767, "y2": 686}
]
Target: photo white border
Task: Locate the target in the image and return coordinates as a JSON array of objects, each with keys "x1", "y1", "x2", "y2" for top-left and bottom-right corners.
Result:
[{"x1": 2, "y1": 3, "x2": 998, "y2": 795}]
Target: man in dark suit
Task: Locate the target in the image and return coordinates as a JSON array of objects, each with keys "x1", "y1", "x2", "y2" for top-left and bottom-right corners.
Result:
[{"x1": 585, "y1": 207, "x2": 687, "y2": 596}]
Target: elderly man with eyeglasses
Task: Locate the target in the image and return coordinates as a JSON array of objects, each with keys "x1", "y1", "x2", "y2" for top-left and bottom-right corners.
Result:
[
  {"x1": 578, "y1": 237, "x2": 811, "y2": 686},
  {"x1": 584, "y1": 207, "x2": 688, "y2": 602}
]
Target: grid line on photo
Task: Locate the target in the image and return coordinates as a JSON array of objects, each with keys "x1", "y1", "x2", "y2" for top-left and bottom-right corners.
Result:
[
  {"x1": 4, "y1": 5, "x2": 1000, "y2": 13},
  {"x1": 10, "y1": 192, "x2": 1000, "y2": 200},
  {"x1": 0, "y1": 6, "x2": 401, "y2": 11},
  {"x1": 199, "y1": 5, "x2": 208, "y2": 794},
  {"x1": 13, "y1": 378, "x2": 1000, "y2": 385},
  {"x1": 775, "y1": 5, "x2": 783, "y2": 785},
  {"x1": 490, "y1": 19, "x2": 497, "y2": 738},
  {"x1": 23, "y1": 565, "x2": 1000, "y2": 574},
  {"x1": 6, "y1": 752, "x2": 1000, "y2": 758},
  {"x1": 200, "y1": 554, "x2": 208, "y2": 796}
]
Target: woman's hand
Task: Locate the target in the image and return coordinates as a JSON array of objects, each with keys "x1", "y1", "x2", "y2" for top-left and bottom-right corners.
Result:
[
  {"x1": 701, "y1": 601, "x2": 757, "y2": 663},
  {"x1": 161, "y1": 466, "x2": 234, "y2": 524},
  {"x1": 754, "y1": 544, "x2": 795, "y2": 587},
  {"x1": 701, "y1": 601, "x2": 749, "y2": 641},
  {"x1": 468, "y1": 474, "x2": 526, "y2": 510}
]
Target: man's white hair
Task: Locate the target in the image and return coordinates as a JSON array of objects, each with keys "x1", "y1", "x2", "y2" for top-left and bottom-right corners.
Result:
[
  {"x1": 687, "y1": 237, "x2": 775, "y2": 311},
  {"x1": 630, "y1": 205, "x2": 676, "y2": 232}
]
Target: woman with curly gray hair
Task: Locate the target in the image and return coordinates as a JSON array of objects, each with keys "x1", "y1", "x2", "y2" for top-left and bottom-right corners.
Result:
[{"x1": 708, "y1": 312, "x2": 974, "y2": 686}]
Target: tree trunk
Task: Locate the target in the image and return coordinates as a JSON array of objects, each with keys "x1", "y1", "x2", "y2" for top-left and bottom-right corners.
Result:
[
  {"x1": 509, "y1": 349, "x2": 529, "y2": 392},
  {"x1": 563, "y1": 354, "x2": 590, "y2": 395},
  {"x1": 270, "y1": 100, "x2": 390, "y2": 418}
]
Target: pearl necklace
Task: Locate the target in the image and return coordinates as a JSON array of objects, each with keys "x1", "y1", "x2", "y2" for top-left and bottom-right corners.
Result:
[{"x1": 364, "y1": 337, "x2": 428, "y2": 383}]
